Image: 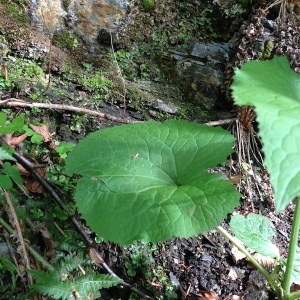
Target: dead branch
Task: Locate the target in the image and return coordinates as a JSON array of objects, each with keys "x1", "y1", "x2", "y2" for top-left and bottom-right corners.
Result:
[
  {"x1": 0, "y1": 98, "x2": 136, "y2": 124},
  {"x1": 204, "y1": 118, "x2": 236, "y2": 126},
  {"x1": 4, "y1": 190, "x2": 33, "y2": 285}
]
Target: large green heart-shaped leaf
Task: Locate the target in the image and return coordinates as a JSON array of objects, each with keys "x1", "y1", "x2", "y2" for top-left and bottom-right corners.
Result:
[
  {"x1": 66, "y1": 120, "x2": 240, "y2": 244},
  {"x1": 231, "y1": 56, "x2": 300, "y2": 212}
]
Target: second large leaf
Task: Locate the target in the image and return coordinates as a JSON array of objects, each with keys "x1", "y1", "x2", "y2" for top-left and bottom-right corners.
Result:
[{"x1": 66, "y1": 120, "x2": 240, "y2": 244}]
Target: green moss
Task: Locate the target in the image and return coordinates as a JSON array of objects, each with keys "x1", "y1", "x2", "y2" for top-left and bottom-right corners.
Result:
[
  {"x1": 1, "y1": 0, "x2": 30, "y2": 24},
  {"x1": 53, "y1": 31, "x2": 78, "y2": 50},
  {"x1": 62, "y1": 0, "x2": 71, "y2": 11},
  {"x1": 142, "y1": 0, "x2": 155, "y2": 11}
]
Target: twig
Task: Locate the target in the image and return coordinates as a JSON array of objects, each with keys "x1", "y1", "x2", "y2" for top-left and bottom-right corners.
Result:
[
  {"x1": 3, "y1": 190, "x2": 33, "y2": 284},
  {"x1": 204, "y1": 118, "x2": 236, "y2": 126},
  {"x1": 11, "y1": 151, "x2": 154, "y2": 300},
  {"x1": 0, "y1": 98, "x2": 136, "y2": 124}
]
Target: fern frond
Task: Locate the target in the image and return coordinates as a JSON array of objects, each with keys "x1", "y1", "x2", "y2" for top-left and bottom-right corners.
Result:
[
  {"x1": 60, "y1": 253, "x2": 86, "y2": 272},
  {"x1": 72, "y1": 273, "x2": 121, "y2": 299},
  {"x1": 29, "y1": 269, "x2": 121, "y2": 300},
  {"x1": 57, "y1": 239, "x2": 81, "y2": 253}
]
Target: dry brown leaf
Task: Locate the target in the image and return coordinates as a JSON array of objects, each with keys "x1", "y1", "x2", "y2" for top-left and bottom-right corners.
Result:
[
  {"x1": 29, "y1": 124, "x2": 51, "y2": 142},
  {"x1": 228, "y1": 174, "x2": 242, "y2": 185},
  {"x1": 228, "y1": 267, "x2": 238, "y2": 280},
  {"x1": 24, "y1": 178, "x2": 44, "y2": 193},
  {"x1": 16, "y1": 162, "x2": 30, "y2": 176},
  {"x1": 196, "y1": 290, "x2": 219, "y2": 300},
  {"x1": 20, "y1": 154, "x2": 46, "y2": 193},
  {"x1": 291, "y1": 284, "x2": 300, "y2": 292},
  {"x1": 231, "y1": 246, "x2": 246, "y2": 264},
  {"x1": 251, "y1": 253, "x2": 276, "y2": 268},
  {"x1": 89, "y1": 247, "x2": 104, "y2": 264},
  {"x1": 7, "y1": 133, "x2": 28, "y2": 147}
]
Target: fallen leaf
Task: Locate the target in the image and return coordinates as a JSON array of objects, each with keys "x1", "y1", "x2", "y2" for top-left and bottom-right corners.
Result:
[
  {"x1": 228, "y1": 174, "x2": 242, "y2": 185},
  {"x1": 24, "y1": 178, "x2": 44, "y2": 193},
  {"x1": 231, "y1": 245, "x2": 246, "y2": 264},
  {"x1": 29, "y1": 124, "x2": 51, "y2": 143},
  {"x1": 251, "y1": 252, "x2": 276, "y2": 268},
  {"x1": 19, "y1": 154, "x2": 46, "y2": 193},
  {"x1": 228, "y1": 267, "x2": 238, "y2": 280},
  {"x1": 7, "y1": 133, "x2": 28, "y2": 147},
  {"x1": 16, "y1": 162, "x2": 30, "y2": 176},
  {"x1": 89, "y1": 247, "x2": 104, "y2": 264},
  {"x1": 196, "y1": 290, "x2": 219, "y2": 299}
]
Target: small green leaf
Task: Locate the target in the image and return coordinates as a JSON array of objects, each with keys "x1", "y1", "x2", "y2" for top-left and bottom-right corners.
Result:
[
  {"x1": 31, "y1": 133, "x2": 43, "y2": 144},
  {"x1": 3, "y1": 162, "x2": 22, "y2": 185},
  {"x1": 230, "y1": 213, "x2": 280, "y2": 258},
  {"x1": 0, "y1": 174, "x2": 13, "y2": 189},
  {"x1": 66, "y1": 120, "x2": 240, "y2": 244},
  {"x1": 0, "y1": 113, "x2": 7, "y2": 127},
  {"x1": 55, "y1": 141, "x2": 74, "y2": 158},
  {"x1": 232, "y1": 56, "x2": 300, "y2": 212},
  {"x1": 0, "y1": 147, "x2": 15, "y2": 161},
  {"x1": 0, "y1": 115, "x2": 24, "y2": 134}
]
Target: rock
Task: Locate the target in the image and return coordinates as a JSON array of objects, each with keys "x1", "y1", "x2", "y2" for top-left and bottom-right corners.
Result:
[
  {"x1": 153, "y1": 99, "x2": 179, "y2": 114},
  {"x1": 189, "y1": 42, "x2": 232, "y2": 62},
  {"x1": 29, "y1": 0, "x2": 131, "y2": 53},
  {"x1": 164, "y1": 41, "x2": 233, "y2": 110}
]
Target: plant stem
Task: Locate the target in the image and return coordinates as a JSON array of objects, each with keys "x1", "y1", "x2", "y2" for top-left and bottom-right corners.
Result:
[
  {"x1": 283, "y1": 196, "x2": 300, "y2": 299},
  {"x1": 216, "y1": 226, "x2": 281, "y2": 295}
]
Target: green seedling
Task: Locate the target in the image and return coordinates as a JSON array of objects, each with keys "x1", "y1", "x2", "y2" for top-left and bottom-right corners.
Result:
[
  {"x1": 22, "y1": 125, "x2": 43, "y2": 144},
  {"x1": 55, "y1": 141, "x2": 74, "y2": 159},
  {"x1": 0, "y1": 112, "x2": 24, "y2": 134},
  {"x1": 0, "y1": 162, "x2": 22, "y2": 190}
]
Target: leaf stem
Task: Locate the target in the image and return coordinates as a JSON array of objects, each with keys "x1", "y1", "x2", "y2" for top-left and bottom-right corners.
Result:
[
  {"x1": 283, "y1": 196, "x2": 300, "y2": 299},
  {"x1": 216, "y1": 226, "x2": 281, "y2": 295}
]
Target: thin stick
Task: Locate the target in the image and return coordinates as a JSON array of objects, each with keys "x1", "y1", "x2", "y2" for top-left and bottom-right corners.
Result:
[
  {"x1": 0, "y1": 99, "x2": 136, "y2": 123},
  {"x1": 3, "y1": 190, "x2": 33, "y2": 284},
  {"x1": 204, "y1": 118, "x2": 236, "y2": 126}
]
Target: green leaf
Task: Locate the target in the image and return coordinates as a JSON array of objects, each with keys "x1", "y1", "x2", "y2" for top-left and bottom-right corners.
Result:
[
  {"x1": 3, "y1": 162, "x2": 22, "y2": 185},
  {"x1": 0, "y1": 113, "x2": 7, "y2": 127},
  {"x1": 0, "y1": 147, "x2": 15, "y2": 161},
  {"x1": 66, "y1": 120, "x2": 240, "y2": 244},
  {"x1": 0, "y1": 174, "x2": 13, "y2": 189},
  {"x1": 0, "y1": 114, "x2": 24, "y2": 134},
  {"x1": 31, "y1": 133, "x2": 43, "y2": 144},
  {"x1": 230, "y1": 213, "x2": 280, "y2": 258},
  {"x1": 231, "y1": 56, "x2": 300, "y2": 212}
]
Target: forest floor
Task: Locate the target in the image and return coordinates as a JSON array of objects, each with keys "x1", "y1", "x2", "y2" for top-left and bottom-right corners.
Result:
[{"x1": 0, "y1": 0, "x2": 296, "y2": 300}]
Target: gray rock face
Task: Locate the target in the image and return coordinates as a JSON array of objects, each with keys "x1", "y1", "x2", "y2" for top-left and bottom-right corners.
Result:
[
  {"x1": 190, "y1": 42, "x2": 231, "y2": 62},
  {"x1": 166, "y1": 42, "x2": 233, "y2": 110},
  {"x1": 29, "y1": 0, "x2": 131, "y2": 53}
]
